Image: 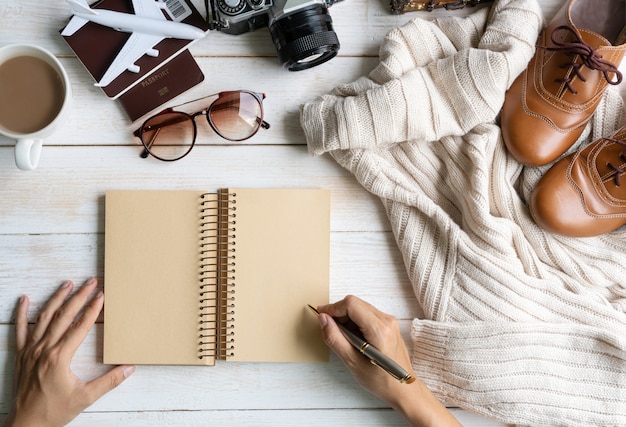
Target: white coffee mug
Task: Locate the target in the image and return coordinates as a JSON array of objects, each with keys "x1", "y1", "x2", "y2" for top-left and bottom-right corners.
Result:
[{"x1": 0, "y1": 44, "x2": 72, "y2": 170}]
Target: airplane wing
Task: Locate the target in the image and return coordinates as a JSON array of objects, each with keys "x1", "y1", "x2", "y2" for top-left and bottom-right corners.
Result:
[
  {"x1": 96, "y1": 32, "x2": 164, "y2": 87},
  {"x1": 61, "y1": 15, "x2": 90, "y2": 36},
  {"x1": 132, "y1": 0, "x2": 169, "y2": 20}
]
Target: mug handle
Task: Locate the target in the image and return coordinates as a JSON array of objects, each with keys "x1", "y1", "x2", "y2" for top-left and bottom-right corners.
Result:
[{"x1": 15, "y1": 138, "x2": 43, "y2": 171}]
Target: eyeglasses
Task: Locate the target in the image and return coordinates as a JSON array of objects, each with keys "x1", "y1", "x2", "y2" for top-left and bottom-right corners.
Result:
[{"x1": 133, "y1": 90, "x2": 270, "y2": 161}]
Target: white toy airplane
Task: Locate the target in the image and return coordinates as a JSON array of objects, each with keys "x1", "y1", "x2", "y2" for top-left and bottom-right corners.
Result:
[{"x1": 62, "y1": 0, "x2": 206, "y2": 87}]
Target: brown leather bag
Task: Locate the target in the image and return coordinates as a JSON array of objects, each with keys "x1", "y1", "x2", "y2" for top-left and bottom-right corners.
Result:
[{"x1": 390, "y1": 0, "x2": 493, "y2": 15}]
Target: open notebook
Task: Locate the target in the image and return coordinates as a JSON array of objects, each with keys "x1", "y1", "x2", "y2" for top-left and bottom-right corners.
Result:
[{"x1": 104, "y1": 188, "x2": 330, "y2": 365}]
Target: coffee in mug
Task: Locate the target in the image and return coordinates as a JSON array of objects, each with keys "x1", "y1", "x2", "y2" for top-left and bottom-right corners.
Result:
[{"x1": 0, "y1": 44, "x2": 72, "y2": 170}]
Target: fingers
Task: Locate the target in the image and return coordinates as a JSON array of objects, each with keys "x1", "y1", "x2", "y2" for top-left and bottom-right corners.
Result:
[
  {"x1": 84, "y1": 365, "x2": 135, "y2": 406},
  {"x1": 60, "y1": 287, "x2": 103, "y2": 356},
  {"x1": 29, "y1": 280, "x2": 75, "y2": 344},
  {"x1": 15, "y1": 295, "x2": 30, "y2": 352},
  {"x1": 44, "y1": 278, "x2": 99, "y2": 347},
  {"x1": 319, "y1": 295, "x2": 388, "y2": 336},
  {"x1": 318, "y1": 295, "x2": 401, "y2": 353},
  {"x1": 318, "y1": 295, "x2": 377, "y2": 324},
  {"x1": 319, "y1": 313, "x2": 354, "y2": 356},
  {"x1": 318, "y1": 313, "x2": 363, "y2": 369}
]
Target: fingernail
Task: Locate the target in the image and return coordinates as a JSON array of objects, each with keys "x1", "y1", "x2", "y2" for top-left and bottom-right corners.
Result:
[
  {"x1": 95, "y1": 290, "x2": 104, "y2": 299},
  {"x1": 61, "y1": 281, "x2": 72, "y2": 289},
  {"x1": 123, "y1": 365, "x2": 136, "y2": 378},
  {"x1": 86, "y1": 277, "x2": 97, "y2": 286}
]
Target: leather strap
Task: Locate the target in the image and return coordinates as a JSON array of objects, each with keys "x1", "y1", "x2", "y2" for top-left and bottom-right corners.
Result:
[{"x1": 390, "y1": 0, "x2": 493, "y2": 15}]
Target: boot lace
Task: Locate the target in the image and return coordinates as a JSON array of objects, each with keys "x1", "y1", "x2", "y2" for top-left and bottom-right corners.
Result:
[
  {"x1": 606, "y1": 137, "x2": 626, "y2": 186},
  {"x1": 537, "y1": 25, "x2": 623, "y2": 95}
]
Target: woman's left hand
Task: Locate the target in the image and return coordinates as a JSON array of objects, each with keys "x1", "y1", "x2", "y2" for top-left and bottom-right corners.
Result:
[{"x1": 3, "y1": 278, "x2": 134, "y2": 427}]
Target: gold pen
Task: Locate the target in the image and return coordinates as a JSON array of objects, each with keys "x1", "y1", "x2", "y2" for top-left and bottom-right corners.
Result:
[{"x1": 307, "y1": 304, "x2": 415, "y2": 384}]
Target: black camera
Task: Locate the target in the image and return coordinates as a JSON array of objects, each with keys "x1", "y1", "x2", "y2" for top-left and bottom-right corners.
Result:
[{"x1": 205, "y1": 0, "x2": 343, "y2": 71}]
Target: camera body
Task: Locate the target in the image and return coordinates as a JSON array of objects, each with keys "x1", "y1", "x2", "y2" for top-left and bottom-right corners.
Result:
[{"x1": 206, "y1": 0, "x2": 343, "y2": 71}]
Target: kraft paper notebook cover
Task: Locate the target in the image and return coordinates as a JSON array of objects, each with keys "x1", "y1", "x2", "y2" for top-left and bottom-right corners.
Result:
[{"x1": 104, "y1": 188, "x2": 330, "y2": 365}]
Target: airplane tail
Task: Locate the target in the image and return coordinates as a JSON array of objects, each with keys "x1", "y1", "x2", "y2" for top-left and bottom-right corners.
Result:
[
  {"x1": 67, "y1": 0, "x2": 97, "y2": 15},
  {"x1": 61, "y1": 0, "x2": 98, "y2": 36}
]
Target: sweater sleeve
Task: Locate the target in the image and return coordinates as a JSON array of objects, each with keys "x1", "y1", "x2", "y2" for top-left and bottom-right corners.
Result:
[
  {"x1": 300, "y1": 0, "x2": 543, "y2": 156},
  {"x1": 411, "y1": 319, "x2": 626, "y2": 426}
]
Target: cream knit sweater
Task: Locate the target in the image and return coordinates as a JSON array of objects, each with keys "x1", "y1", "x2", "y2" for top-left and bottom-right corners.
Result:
[{"x1": 300, "y1": 0, "x2": 626, "y2": 425}]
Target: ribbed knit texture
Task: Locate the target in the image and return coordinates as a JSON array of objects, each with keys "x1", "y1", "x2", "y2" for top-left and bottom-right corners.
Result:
[{"x1": 299, "y1": 1, "x2": 626, "y2": 425}]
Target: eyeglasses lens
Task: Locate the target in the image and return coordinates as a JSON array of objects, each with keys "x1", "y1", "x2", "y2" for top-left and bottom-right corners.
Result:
[
  {"x1": 209, "y1": 92, "x2": 263, "y2": 141},
  {"x1": 141, "y1": 112, "x2": 195, "y2": 161}
]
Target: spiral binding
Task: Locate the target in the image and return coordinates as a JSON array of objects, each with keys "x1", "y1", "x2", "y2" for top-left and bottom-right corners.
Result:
[{"x1": 198, "y1": 191, "x2": 237, "y2": 360}]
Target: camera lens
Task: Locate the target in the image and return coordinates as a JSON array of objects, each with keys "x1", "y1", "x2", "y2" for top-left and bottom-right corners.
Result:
[{"x1": 269, "y1": 5, "x2": 340, "y2": 71}]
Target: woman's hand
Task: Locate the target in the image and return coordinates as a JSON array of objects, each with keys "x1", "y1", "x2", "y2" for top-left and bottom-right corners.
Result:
[
  {"x1": 3, "y1": 278, "x2": 134, "y2": 427},
  {"x1": 317, "y1": 295, "x2": 461, "y2": 427}
]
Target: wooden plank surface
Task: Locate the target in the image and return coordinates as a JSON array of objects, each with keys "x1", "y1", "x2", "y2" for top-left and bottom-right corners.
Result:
[{"x1": 0, "y1": 0, "x2": 591, "y2": 425}]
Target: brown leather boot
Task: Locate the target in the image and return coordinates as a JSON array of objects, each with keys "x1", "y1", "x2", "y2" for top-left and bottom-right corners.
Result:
[
  {"x1": 530, "y1": 125, "x2": 626, "y2": 237},
  {"x1": 501, "y1": 0, "x2": 626, "y2": 166}
]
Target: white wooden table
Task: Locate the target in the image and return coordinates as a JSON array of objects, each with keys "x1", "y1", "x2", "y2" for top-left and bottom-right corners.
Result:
[{"x1": 0, "y1": 1, "x2": 593, "y2": 425}]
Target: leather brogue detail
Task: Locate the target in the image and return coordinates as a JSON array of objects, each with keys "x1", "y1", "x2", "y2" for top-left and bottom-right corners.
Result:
[
  {"x1": 536, "y1": 25, "x2": 623, "y2": 95},
  {"x1": 501, "y1": 0, "x2": 626, "y2": 166},
  {"x1": 530, "y1": 126, "x2": 626, "y2": 237}
]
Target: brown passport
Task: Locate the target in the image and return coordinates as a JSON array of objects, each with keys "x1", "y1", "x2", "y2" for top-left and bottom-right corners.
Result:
[
  {"x1": 118, "y1": 49, "x2": 204, "y2": 122},
  {"x1": 60, "y1": 0, "x2": 209, "y2": 99}
]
